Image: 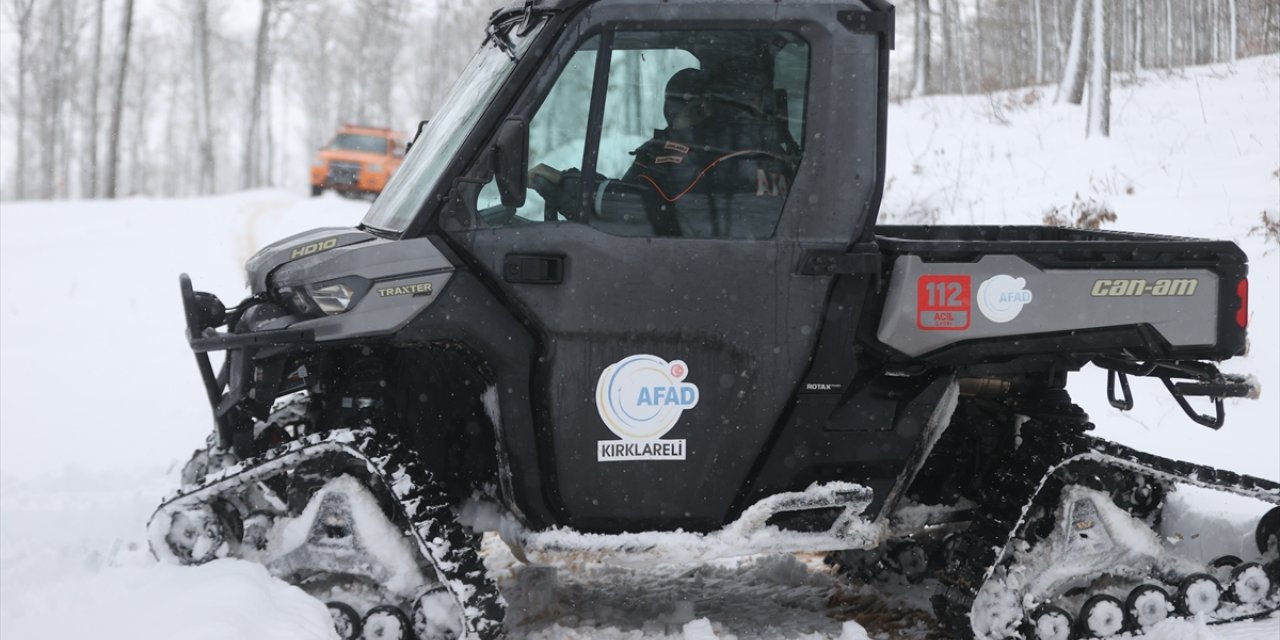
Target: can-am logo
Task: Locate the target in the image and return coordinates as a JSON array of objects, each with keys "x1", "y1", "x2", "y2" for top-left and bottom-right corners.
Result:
[
  {"x1": 977, "y1": 275, "x2": 1033, "y2": 323},
  {"x1": 595, "y1": 354, "x2": 698, "y2": 462}
]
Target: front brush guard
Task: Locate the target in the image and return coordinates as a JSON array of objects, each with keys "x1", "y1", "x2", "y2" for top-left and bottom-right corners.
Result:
[{"x1": 180, "y1": 273, "x2": 314, "y2": 452}]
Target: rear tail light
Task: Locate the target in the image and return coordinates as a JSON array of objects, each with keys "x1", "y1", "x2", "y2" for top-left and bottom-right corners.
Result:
[{"x1": 1236, "y1": 278, "x2": 1248, "y2": 329}]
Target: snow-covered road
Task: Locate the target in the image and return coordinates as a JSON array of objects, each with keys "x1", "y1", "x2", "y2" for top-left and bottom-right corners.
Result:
[{"x1": 3, "y1": 56, "x2": 1279, "y2": 639}]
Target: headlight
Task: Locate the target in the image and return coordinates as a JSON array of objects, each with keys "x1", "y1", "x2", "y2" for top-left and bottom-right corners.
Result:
[
  {"x1": 367, "y1": 164, "x2": 383, "y2": 173},
  {"x1": 274, "y1": 277, "x2": 369, "y2": 318},
  {"x1": 308, "y1": 283, "x2": 355, "y2": 315},
  {"x1": 279, "y1": 286, "x2": 315, "y2": 315}
]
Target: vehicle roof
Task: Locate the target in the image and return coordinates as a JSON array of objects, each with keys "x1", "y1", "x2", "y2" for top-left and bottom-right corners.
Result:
[
  {"x1": 337, "y1": 125, "x2": 404, "y2": 139},
  {"x1": 495, "y1": 0, "x2": 888, "y2": 15}
]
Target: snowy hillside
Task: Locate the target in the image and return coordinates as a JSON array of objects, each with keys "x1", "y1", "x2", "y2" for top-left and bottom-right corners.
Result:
[{"x1": 2, "y1": 57, "x2": 1278, "y2": 639}]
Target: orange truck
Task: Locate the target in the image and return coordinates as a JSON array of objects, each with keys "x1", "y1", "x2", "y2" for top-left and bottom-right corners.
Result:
[{"x1": 309, "y1": 125, "x2": 405, "y2": 197}]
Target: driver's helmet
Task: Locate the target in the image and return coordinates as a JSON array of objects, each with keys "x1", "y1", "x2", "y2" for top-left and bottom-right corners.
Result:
[{"x1": 663, "y1": 68, "x2": 710, "y2": 126}]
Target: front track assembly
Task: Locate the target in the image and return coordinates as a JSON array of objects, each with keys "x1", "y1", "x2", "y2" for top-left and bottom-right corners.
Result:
[
  {"x1": 934, "y1": 421, "x2": 1280, "y2": 639},
  {"x1": 147, "y1": 429, "x2": 505, "y2": 640}
]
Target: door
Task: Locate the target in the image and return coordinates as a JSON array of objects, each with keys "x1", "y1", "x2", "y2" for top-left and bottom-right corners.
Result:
[{"x1": 447, "y1": 26, "x2": 841, "y2": 533}]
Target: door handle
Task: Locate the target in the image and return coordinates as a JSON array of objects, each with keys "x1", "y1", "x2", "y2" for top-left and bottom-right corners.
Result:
[{"x1": 503, "y1": 254, "x2": 564, "y2": 284}]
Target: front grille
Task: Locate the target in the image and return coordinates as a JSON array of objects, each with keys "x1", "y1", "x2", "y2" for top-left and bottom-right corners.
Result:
[{"x1": 326, "y1": 162, "x2": 361, "y2": 187}]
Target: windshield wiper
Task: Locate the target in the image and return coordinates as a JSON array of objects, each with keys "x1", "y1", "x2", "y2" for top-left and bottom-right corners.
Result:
[{"x1": 484, "y1": 19, "x2": 518, "y2": 61}]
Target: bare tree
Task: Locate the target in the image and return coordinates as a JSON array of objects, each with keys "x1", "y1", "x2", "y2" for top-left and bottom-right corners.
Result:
[
  {"x1": 243, "y1": 0, "x2": 274, "y2": 189},
  {"x1": 83, "y1": 0, "x2": 105, "y2": 197},
  {"x1": 1056, "y1": 0, "x2": 1089, "y2": 104},
  {"x1": 193, "y1": 0, "x2": 216, "y2": 194},
  {"x1": 1086, "y1": 0, "x2": 1111, "y2": 137},
  {"x1": 912, "y1": 0, "x2": 931, "y2": 96},
  {"x1": 1032, "y1": 0, "x2": 1044, "y2": 84},
  {"x1": 104, "y1": 0, "x2": 135, "y2": 198},
  {"x1": 1228, "y1": 0, "x2": 1238, "y2": 61},
  {"x1": 1133, "y1": 1, "x2": 1144, "y2": 71},
  {"x1": 6, "y1": 0, "x2": 37, "y2": 199}
]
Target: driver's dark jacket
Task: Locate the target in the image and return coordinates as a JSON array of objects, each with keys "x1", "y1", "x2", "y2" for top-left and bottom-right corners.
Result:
[{"x1": 539, "y1": 121, "x2": 796, "y2": 236}]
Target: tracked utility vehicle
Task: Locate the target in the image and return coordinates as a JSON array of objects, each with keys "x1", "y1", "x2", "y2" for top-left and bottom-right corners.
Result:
[{"x1": 151, "y1": 1, "x2": 1280, "y2": 638}]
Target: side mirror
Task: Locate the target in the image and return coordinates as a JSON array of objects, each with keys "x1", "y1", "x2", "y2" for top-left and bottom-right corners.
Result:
[{"x1": 494, "y1": 116, "x2": 528, "y2": 208}]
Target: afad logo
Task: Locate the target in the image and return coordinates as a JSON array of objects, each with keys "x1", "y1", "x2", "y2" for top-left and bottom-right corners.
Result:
[
  {"x1": 977, "y1": 274, "x2": 1034, "y2": 323},
  {"x1": 596, "y1": 354, "x2": 699, "y2": 462}
]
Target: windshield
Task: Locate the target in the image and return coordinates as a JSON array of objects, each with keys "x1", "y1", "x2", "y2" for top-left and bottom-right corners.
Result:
[
  {"x1": 329, "y1": 134, "x2": 388, "y2": 154},
  {"x1": 362, "y1": 20, "x2": 545, "y2": 233}
]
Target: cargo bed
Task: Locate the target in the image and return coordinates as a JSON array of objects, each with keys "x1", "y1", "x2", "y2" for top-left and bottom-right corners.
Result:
[{"x1": 870, "y1": 225, "x2": 1248, "y2": 364}]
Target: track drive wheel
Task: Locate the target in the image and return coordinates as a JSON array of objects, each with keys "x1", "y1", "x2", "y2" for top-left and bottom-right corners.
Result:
[
  {"x1": 1077, "y1": 594, "x2": 1125, "y2": 638},
  {"x1": 1176, "y1": 573, "x2": 1222, "y2": 616},
  {"x1": 1027, "y1": 604, "x2": 1072, "y2": 640},
  {"x1": 327, "y1": 602, "x2": 362, "y2": 640},
  {"x1": 361, "y1": 605, "x2": 413, "y2": 640},
  {"x1": 1124, "y1": 584, "x2": 1171, "y2": 630},
  {"x1": 1229, "y1": 563, "x2": 1272, "y2": 604}
]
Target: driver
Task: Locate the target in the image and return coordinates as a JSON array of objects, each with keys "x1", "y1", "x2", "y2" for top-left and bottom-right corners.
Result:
[{"x1": 528, "y1": 67, "x2": 793, "y2": 224}]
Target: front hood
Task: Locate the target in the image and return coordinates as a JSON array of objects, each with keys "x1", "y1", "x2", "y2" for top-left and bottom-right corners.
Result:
[{"x1": 245, "y1": 227, "x2": 376, "y2": 293}]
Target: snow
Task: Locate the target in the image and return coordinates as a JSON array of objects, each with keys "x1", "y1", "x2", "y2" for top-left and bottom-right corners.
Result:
[{"x1": 3, "y1": 56, "x2": 1280, "y2": 639}]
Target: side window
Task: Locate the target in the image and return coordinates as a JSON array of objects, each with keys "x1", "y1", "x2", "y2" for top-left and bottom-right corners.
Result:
[
  {"x1": 775, "y1": 42, "x2": 808, "y2": 146},
  {"x1": 475, "y1": 30, "x2": 809, "y2": 240},
  {"x1": 475, "y1": 38, "x2": 599, "y2": 222}
]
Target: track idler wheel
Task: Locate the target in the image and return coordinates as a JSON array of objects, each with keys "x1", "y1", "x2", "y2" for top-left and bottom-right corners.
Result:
[
  {"x1": 1209, "y1": 555, "x2": 1242, "y2": 570},
  {"x1": 1229, "y1": 563, "x2": 1273, "y2": 605},
  {"x1": 361, "y1": 605, "x2": 413, "y2": 640},
  {"x1": 1124, "y1": 584, "x2": 1172, "y2": 630},
  {"x1": 1257, "y1": 507, "x2": 1280, "y2": 555},
  {"x1": 1077, "y1": 594, "x2": 1125, "y2": 638},
  {"x1": 1176, "y1": 573, "x2": 1222, "y2": 616},
  {"x1": 1026, "y1": 604, "x2": 1072, "y2": 640},
  {"x1": 163, "y1": 501, "x2": 241, "y2": 564},
  {"x1": 413, "y1": 588, "x2": 465, "y2": 640},
  {"x1": 327, "y1": 602, "x2": 362, "y2": 640}
]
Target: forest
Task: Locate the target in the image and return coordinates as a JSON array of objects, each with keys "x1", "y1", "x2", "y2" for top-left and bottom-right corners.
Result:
[{"x1": 1, "y1": 0, "x2": 1277, "y2": 201}]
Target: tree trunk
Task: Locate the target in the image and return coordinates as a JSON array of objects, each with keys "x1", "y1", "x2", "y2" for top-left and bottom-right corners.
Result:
[
  {"x1": 10, "y1": 0, "x2": 36, "y2": 199},
  {"x1": 974, "y1": 0, "x2": 985, "y2": 88},
  {"x1": 1086, "y1": 0, "x2": 1111, "y2": 137},
  {"x1": 1134, "y1": 0, "x2": 1144, "y2": 71},
  {"x1": 1227, "y1": 0, "x2": 1237, "y2": 61},
  {"x1": 951, "y1": 0, "x2": 967, "y2": 93},
  {"x1": 1033, "y1": 0, "x2": 1044, "y2": 84},
  {"x1": 193, "y1": 0, "x2": 216, "y2": 194},
  {"x1": 129, "y1": 57, "x2": 150, "y2": 195},
  {"x1": 43, "y1": 0, "x2": 66, "y2": 199},
  {"x1": 940, "y1": 0, "x2": 952, "y2": 92},
  {"x1": 1211, "y1": 0, "x2": 1220, "y2": 62},
  {"x1": 104, "y1": 0, "x2": 135, "y2": 198},
  {"x1": 1190, "y1": 0, "x2": 1199, "y2": 65},
  {"x1": 244, "y1": 0, "x2": 272, "y2": 189},
  {"x1": 85, "y1": 0, "x2": 105, "y2": 198},
  {"x1": 912, "y1": 0, "x2": 931, "y2": 96},
  {"x1": 1056, "y1": 0, "x2": 1089, "y2": 104},
  {"x1": 1052, "y1": 0, "x2": 1066, "y2": 80}
]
